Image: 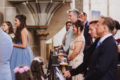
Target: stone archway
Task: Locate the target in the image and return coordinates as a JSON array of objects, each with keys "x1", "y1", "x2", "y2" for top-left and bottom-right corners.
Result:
[{"x1": 47, "y1": 3, "x2": 70, "y2": 40}]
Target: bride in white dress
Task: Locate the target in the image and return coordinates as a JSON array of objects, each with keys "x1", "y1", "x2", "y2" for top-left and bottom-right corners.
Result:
[{"x1": 67, "y1": 20, "x2": 85, "y2": 80}]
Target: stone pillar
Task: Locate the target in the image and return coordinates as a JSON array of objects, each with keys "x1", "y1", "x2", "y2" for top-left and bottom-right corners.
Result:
[
  {"x1": 37, "y1": 30, "x2": 49, "y2": 63},
  {"x1": 0, "y1": 0, "x2": 17, "y2": 26},
  {"x1": 75, "y1": 0, "x2": 83, "y2": 11}
]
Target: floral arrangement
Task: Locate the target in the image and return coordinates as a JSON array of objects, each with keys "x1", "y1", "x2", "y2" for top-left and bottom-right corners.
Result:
[
  {"x1": 14, "y1": 66, "x2": 30, "y2": 74},
  {"x1": 9, "y1": 33, "x2": 15, "y2": 40}
]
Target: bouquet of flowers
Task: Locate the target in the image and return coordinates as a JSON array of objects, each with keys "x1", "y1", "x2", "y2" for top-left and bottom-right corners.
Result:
[{"x1": 9, "y1": 33, "x2": 15, "y2": 40}]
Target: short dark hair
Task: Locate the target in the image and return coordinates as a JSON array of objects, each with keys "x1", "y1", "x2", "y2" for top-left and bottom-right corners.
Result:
[
  {"x1": 72, "y1": 20, "x2": 84, "y2": 31},
  {"x1": 66, "y1": 21, "x2": 71, "y2": 26},
  {"x1": 101, "y1": 17, "x2": 115, "y2": 32},
  {"x1": 114, "y1": 20, "x2": 120, "y2": 30},
  {"x1": 80, "y1": 12, "x2": 87, "y2": 16}
]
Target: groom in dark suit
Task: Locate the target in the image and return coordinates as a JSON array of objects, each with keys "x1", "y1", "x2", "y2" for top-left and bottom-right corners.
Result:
[{"x1": 64, "y1": 17, "x2": 118, "y2": 80}]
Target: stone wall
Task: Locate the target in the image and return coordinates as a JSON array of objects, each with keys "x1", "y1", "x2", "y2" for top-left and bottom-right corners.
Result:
[
  {"x1": 0, "y1": 0, "x2": 71, "y2": 62},
  {"x1": 0, "y1": 0, "x2": 17, "y2": 27},
  {"x1": 47, "y1": 3, "x2": 70, "y2": 39},
  {"x1": 75, "y1": 0, "x2": 83, "y2": 11}
]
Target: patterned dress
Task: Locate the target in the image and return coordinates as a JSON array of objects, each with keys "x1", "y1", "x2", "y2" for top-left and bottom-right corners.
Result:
[{"x1": 68, "y1": 33, "x2": 85, "y2": 80}]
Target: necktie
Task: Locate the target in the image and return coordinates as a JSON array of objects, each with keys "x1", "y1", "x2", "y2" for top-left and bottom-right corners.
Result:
[{"x1": 96, "y1": 41, "x2": 101, "y2": 48}]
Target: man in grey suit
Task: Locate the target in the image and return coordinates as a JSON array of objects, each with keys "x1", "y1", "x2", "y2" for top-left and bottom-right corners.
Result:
[{"x1": 0, "y1": 26, "x2": 13, "y2": 80}]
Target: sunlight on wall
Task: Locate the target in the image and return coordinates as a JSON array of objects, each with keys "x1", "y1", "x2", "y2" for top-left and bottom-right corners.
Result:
[
  {"x1": 46, "y1": 26, "x2": 66, "y2": 47},
  {"x1": 83, "y1": 0, "x2": 120, "y2": 21}
]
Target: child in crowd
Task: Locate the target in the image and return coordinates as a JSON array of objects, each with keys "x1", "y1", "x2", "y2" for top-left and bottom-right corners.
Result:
[
  {"x1": 2, "y1": 21, "x2": 15, "y2": 39},
  {"x1": 14, "y1": 65, "x2": 33, "y2": 80},
  {"x1": 31, "y1": 57, "x2": 47, "y2": 80}
]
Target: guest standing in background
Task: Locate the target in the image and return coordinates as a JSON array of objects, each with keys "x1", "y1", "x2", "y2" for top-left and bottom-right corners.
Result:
[
  {"x1": 62, "y1": 21, "x2": 72, "y2": 46},
  {"x1": 64, "y1": 19, "x2": 99, "y2": 80},
  {"x1": 0, "y1": 25, "x2": 13, "y2": 80},
  {"x1": 67, "y1": 20, "x2": 85, "y2": 80},
  {"x1": 62, "y1": 9, "x2": 80, "y2": 53},
  {"x1": 88, "y1": 20, "x2": 99, "y2": 43},
  {"x1": 2, "y1": 21, "x2": 15, "y2": 40},
  {"x1": 58, "y1": 21, "x2": 72, "y2": 54},
  {"x1": 64, "y1": 17, "x2": 118, "y2": 80},
  {"x1": 80, "y1": 12, "x2": 92, "y2": 54},
  {"x1": 112, "y1": 20, "x2": 120, "y2": 62},
  {"x1": 10, "y1": 14, "x2": 34, "y2": 80}
]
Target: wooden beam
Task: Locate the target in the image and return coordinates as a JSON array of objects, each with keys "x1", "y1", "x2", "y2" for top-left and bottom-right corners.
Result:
[
  {"x1": 8, "y1": 0, "x2": 72, "y2": 3},
  {"x1": 27, "y1": 25, "x2": 48, "y2": 28},
  {"x1": 27, "y1": 25, "x2": 48, "y2": 30}
]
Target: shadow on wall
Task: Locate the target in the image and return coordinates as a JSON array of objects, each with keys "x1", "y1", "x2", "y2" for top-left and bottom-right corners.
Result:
[
  {"x1": 47, "y1": 3, "x2": 70, "y2": 40},
  {"x1": 0, "y1": 12, "x2": 4, "y2": 26}
]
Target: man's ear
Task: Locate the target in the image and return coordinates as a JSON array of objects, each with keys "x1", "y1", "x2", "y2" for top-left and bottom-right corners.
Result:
[{"x1": 103, "y1": 25, "x2": 108, "y2": 32}]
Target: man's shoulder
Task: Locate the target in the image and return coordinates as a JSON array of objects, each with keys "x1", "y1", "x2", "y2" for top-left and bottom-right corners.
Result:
[
  {"x1": 0, "y1": 30, "x2": 12, "y2": 42},
  {"x1": 102, "y1": 36, "x2": 115, "y2": 44},
  {"x1": 100, "y1": 36, "x2": 117, "y2": 50}
]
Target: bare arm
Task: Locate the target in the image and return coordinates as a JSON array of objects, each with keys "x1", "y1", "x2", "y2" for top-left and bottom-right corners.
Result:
[
  {"x1": 67, "y1": 41, "x2": 83, "y2": 61},
  {"x1": 13, "y1": 28, "x2": 28, "y2": 48}
]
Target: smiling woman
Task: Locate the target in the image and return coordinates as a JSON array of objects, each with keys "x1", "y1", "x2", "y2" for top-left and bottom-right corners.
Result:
[
  {"x1": 10, "y1": 14, "x2": 34, "y2": 80},
  {"x1": 67, "y1": 20, "x2": 85, "y2": 80}
]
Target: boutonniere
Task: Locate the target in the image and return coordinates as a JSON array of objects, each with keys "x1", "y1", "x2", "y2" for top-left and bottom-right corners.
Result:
[{"x1": 116, "y1": 39, "x2": 120, "y2": 43}]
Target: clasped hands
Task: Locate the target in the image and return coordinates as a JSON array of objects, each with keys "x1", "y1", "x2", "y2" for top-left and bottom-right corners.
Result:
[
  {"x1": 64, "y1": 71, "x2": 71, "y2": 78},
  {"x1": 64, "y1": 71, "x2": 85, "y2": 80}
]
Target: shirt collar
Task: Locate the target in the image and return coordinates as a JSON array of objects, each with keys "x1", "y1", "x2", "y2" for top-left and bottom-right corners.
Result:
[
  {"x1": 84, "y1": 21, "x2": 89, "y2": 25},
  {"x1": 99, "y1": 33, "x2": 112, "y2": 43}
]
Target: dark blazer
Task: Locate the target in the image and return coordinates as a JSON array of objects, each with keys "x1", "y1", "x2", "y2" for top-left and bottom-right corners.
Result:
[
  {"x1": 70, "y1": 36, "x2": 118, "y2": 80},
  {"x1": 84, "y1": 21, "x2": 91, "y2": 47},
  {"x1": 70, "y1": 38, "x2": 100, "y2": 75},
  {"x1": 84, "y1": 21, "x2": 92, "y2": 55}
]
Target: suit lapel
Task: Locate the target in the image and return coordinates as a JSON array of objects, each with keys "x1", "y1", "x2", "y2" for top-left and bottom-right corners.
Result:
[{"x1": 90, "y1": 36, "x2": 114, "y2": 64}]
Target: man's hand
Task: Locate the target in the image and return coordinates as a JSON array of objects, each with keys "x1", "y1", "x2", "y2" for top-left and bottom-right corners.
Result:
[
  {"x1": 58, "y1": 45, "x2": 63, "y2": 49},
  {"x1": 64, "y1": 71, "x2": 71, "y2": 78}
]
